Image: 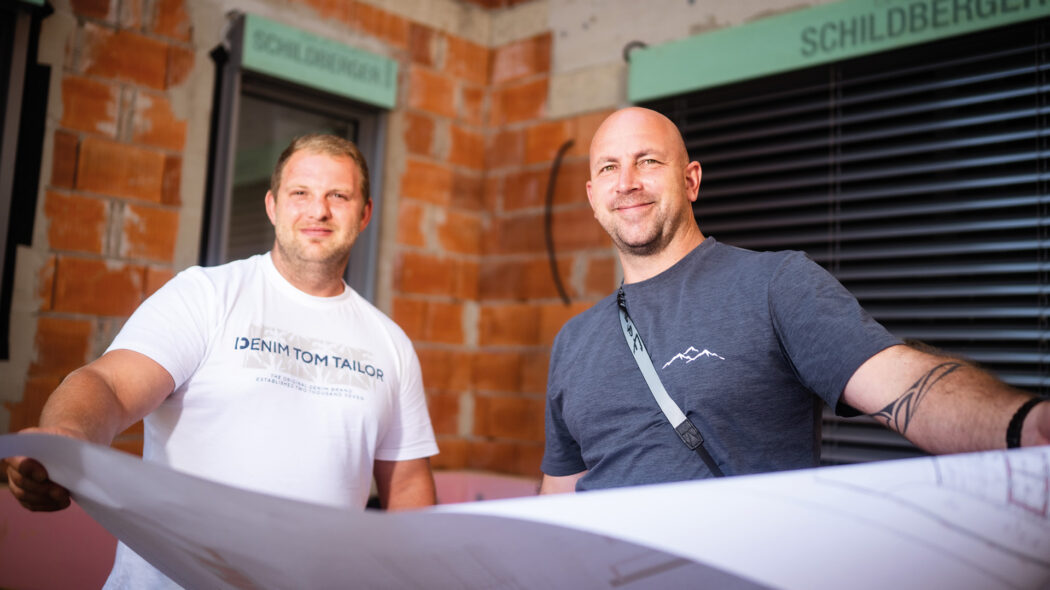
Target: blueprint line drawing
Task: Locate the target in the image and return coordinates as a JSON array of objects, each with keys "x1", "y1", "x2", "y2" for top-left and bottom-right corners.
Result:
[{"x1": 2, "y1": 434, "x2": 1048, "y2": 589}]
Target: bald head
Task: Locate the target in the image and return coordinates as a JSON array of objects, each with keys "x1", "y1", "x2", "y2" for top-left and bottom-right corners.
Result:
[{"x1": 589, "y1": 107, "x2": 690, "y2": 176}]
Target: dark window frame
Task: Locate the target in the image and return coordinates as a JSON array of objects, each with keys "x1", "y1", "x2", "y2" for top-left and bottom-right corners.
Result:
[
  {"x1": 0, "y1": 1, "x2": 51, "y2": 360},
  {"x1": 202, "y1": 13, "x2": 386, "y2": 302}
]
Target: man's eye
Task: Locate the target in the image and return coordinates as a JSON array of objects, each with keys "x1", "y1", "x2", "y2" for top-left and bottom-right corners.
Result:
[
  {"x1": 600, "y1": 164, "x2": 616, "y2": 173},
  {"x1": 641, "y1": 158, "x2": 659, "y2": 166},
  {"x1": 331, "y1": 193, "x2": 349, "y2": 201}
]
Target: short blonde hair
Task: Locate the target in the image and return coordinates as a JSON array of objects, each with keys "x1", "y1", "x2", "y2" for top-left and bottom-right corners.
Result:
[{"x1": 270, "y1": 134, "x2": 370, "y2": 202}]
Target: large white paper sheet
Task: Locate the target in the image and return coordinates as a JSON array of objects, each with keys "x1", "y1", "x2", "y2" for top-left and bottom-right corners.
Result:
[{"x1": 2, "y1": 433, "x2": 1048, "y2": 589}]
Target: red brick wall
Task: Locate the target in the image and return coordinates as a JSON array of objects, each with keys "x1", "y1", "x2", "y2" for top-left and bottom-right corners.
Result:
[
  {"x1": 8, "y1": 0, "x2": 619, "y2": 480},
  {"x1": 5, "y1": 0, "x2": 191, "y2": 455}
]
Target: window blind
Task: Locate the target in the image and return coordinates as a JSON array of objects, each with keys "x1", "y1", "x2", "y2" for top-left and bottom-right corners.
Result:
[{"x1": 646, "y1": 17, "x2": 1049, "y2": 465}]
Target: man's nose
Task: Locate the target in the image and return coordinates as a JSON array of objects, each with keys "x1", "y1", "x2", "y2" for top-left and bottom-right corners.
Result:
[
  {"x1": 306, "y1": 194, "x2": 331, "y2": 219},
  {"x1": 617, "y1": 166, "x2": 640, "y2": 193}
]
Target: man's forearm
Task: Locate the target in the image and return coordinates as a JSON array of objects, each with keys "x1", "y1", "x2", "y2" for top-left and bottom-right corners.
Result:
[
  {"x1": 850, "y1": 346, "x2": 1046, "y2": 454},
  {"x1": 38, "y1": 367, "x2": 133, "y2": 445}
]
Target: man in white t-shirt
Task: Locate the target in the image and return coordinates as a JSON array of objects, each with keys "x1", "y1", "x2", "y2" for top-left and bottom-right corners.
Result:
[{"x1": 4, "y1": 134, "x2": 439, "y2": 587}]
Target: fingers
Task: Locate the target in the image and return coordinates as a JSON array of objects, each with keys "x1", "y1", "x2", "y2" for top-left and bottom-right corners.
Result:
[{"x1": 4, "y1": 456, "x2": 71, "y2": 512}]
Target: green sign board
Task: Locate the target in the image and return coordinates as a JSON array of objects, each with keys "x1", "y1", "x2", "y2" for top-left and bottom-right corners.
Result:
[
  {"x1": 241, "y1": 14, "x2": 397, "y2": 109},
  {"x1": 629, "y1": 0, "x2": 1049, "y2": 102}
]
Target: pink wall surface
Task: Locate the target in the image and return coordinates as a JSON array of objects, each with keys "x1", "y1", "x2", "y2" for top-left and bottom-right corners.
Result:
[{"x1": 0, "y1": 492, "x2": 116, "y2": 590}]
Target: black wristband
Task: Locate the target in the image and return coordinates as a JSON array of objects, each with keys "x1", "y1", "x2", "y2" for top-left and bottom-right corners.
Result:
[{"x1": 1006, "y1": 397, "x2": 1043, "y2": 449}]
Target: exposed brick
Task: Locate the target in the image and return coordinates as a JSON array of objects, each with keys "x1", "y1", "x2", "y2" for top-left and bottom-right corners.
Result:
[
  {"x1": 445, "y1": 35, "x2": 489, "y2": 86},
  {"x1": 570, "y1": 110, "x2": 614, "y2": 158},
  {"x1": 479, "y1": 303, "x2": 538, "y2": 346},
  {"x1": 474, "y1": 395, "x2": 544, "y2": 441},
  {"x1": 408, "y1": 22, "x2": 435, "y2": 66},
  {"x1": 485, "y1": 213, "x2": 546, "y2": 255},
  {"x1": 60, "y1": 75, "x2": 119, "y2": 136},
  {"x1": 422, "y1": 301, "x2": 464, "y2": 345},
  {"x1": 586, "y1": 255, "x2": 618, "y2": 296},
  {"x1": 455, "y1": 260, "x2": 479, "y2": 300},
  {"x1": 161, "y1": 154, "x2": 181, "y2": 205},
  {"x1": 525, "y1": 119, "x2": 573, "y2": 165},
  {"x1": 502, "y1": 168, "x2": 546, "y2": 211},
  {"x1": 37, "y1": 256, "x2": 56, "y2": 312},
  {"x1": 407, "y1": 66, "x2": 457, "y2": 119},
  {"x1": 473, "y1": 351, "x2": 521, "y2": 392},
  {"x1": 539, "y1": 302, "x2": 591, "y2": 345},
  {"x1": 4, "y1": 375, "x2": 63, "y2": 432},
  {"x1": 111, "y1": 435, "x2": 144, "y2": 456},
  {"x1": 121, "y1": 203, "x2": 178, "y2": 262},
  {"x1": 51, "y1": 131, "x2": 79, "y2": 189},
  {"x1": 437, "y1": 210, "x2": 482, "y2": 256},
  {"x1": 432, "y1": 437, "x2": 468, "y2": 471},
  {"x1": 356, "y1": 2, "x2": 409, "y2": 49},
  {"x1": 483, "y1": 174, "x2": 502, "y2": 214},
  {"x1": 466, "y1": 440, "x2": 543, "y2": 477},
  {"x1": 417, "y1": 347, "x2": 473, "y2": 393},
  {"x1": 132, "y1": 91, "x2": 187, "y2": 151},
  {"x1": 29, "y1": 316, "x2": 93, "y2": 378},
  {"x1": 395, "y1": 252, "x2": 458, "y2": 296},
  {"x1": 151, "y1": 0, "x2": 192, "y2": 42},
  {"x1": 301, "y1": 0, "x2": 352, "y2": 22},
  {"x1": 520, "y1": 349, "x2": 549, "y2": 394},
  {"x1": 53, "y1": 257, "x2": 144, "y2": 316},
  {"x1": 166, "y1": 45, "x2": 195, "y2": 89},
  {"x1": 44, "y1": 191, "x2": 107, "y2": 254},
  {"x1": 76, "y1": 136, "x2": 166, "y2": 202},
  {"x1": 393, "y1": 297, "x2": 427, "y2": 341},
  {"x1": 71, "y1": 0, "x2": 116, "y2": 21},
  {"x1": 427, "y1": 392, "x2": 460, "y2": 436},
  {"x1": 145, "y1": 266, "x2": 175, "y2": 296},
  {"x1": 485, "y1": 128, "x2": 524, "y2": 170},
  {"x1": 479, "y1": 257, "x2": 571, "y2": 301},
  {"x1": 490, "y1": 78, "x2": 547, "y2": 126},
  {"x1": 552, "y1": 158, "x2": 590, "y2": 206},
  {"x1": 396, "y1": 200, "x2": 426, "y2": 248},
  {"x1": 460, "y1": 84, "x2": 485, "y2": 127},
  {"x1": 448, "y1": 124, "x2": 484, "y2": 171},
  {"x1": 401, "y1": 159, "x2": 453, "y2": 206},
  {"x1": 79, "y1": 23, "x2": 169, "y2": 90},
  {"x1": 120, "y1": 0, "x2": 144, "y2": 28},
  {"x1": 403, "y1": 111, "x2": 435, "y2": 157},
  {"x1": 553, "y1": 206, "x2": 611, "y2": 251},
  {"x1": 451, "y1": 171, "x2": 484, "y2": 211},
  {"x1": 491, "y1": 33, "x2": 551, "y2": 85}
]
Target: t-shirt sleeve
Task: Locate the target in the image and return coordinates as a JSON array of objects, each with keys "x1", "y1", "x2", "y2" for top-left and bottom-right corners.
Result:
[
  {"x1": 768, "y1": 253, "x2": 901, "y2": 412},
  {"x1": 373, "y1": 329, "x2": 438, "y2": 462},
  {"x1": 105, "y1": 268, "x2": 216, "y2": 389},
  {"x1": 541, "y1": 329, "x2": 587, "y2": 477}
]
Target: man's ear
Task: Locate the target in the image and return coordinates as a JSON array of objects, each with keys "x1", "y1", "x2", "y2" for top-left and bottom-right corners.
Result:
[
  {"x1": 358, "y1": 199, "x2": 374, "y2": 231},
  {"x1": 685, "y1": 161, "x2": 702, "y2": 203},
  {"x1": 265, "y1": 191, "x2": 277, "y2": 225},
  {"x1": 585, "y1": 180, "x2": 596, "y2": 213}
]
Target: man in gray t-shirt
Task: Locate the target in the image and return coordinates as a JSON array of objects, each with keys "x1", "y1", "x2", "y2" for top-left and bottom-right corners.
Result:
[{"x1": 541, "y1": 107, "x2": 1049, "y2": 493}]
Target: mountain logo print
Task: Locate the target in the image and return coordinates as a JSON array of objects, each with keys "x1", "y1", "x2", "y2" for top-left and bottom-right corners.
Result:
[{"x1": 662, "y1": 346, "x2": 725, "y2": 369}]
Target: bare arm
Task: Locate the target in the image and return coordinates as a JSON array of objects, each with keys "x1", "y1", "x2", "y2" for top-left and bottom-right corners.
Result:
[
  {"x1": 373, "y1": 457, "x2": 436, "y2": 510},
  {"x1": 4, "y1": 349, "x2": 174, "y2": 511},
  {"x1": 539, "y1": 471, "x2": 586, "y2": 494},
  {"x1": 842, "y1": 344, "x2": 1049, "y2": 453}
]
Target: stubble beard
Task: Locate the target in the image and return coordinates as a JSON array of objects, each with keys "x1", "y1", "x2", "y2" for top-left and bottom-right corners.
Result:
[{"x1": 274, "y1": 228, "x2": 354, "y2": 276}]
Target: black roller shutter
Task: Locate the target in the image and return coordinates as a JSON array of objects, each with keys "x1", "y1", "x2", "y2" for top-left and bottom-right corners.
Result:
[{"x1": 645, "y1": 17, "x2": 1050, "y2": 465}]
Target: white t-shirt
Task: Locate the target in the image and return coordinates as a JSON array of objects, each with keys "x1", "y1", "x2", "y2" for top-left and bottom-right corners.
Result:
[{"x1": 102, "y1": 252, "x2": 437, "y2": 588}]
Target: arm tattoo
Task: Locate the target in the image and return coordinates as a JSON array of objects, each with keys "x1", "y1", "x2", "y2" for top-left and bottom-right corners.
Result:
[{"x1": 869, "y1": 362, "x2": 962, "y2": 435}]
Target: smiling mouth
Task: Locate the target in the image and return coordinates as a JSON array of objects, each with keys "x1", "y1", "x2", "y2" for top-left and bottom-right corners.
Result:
[{"x1": 614, "y1": 201, "x2": 654, "y2": 212}]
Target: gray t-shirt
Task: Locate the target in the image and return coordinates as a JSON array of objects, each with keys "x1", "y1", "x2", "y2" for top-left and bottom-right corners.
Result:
[{"x1": 542, "y1": 238, "x2": 900, "y2": 491}]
